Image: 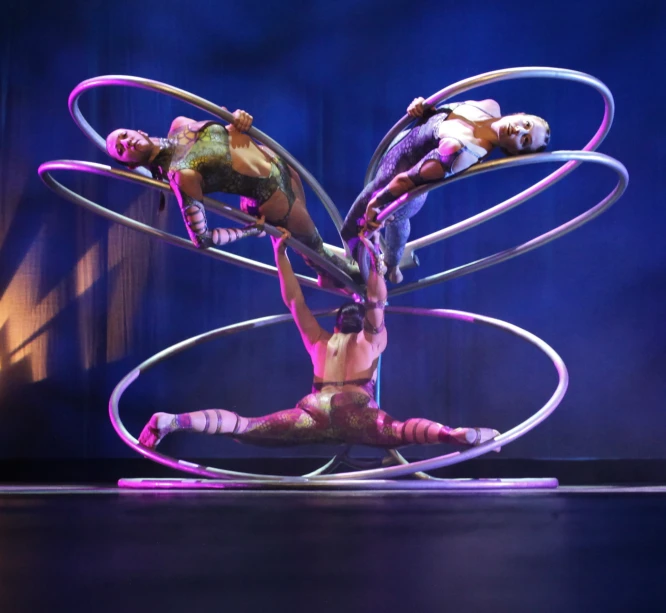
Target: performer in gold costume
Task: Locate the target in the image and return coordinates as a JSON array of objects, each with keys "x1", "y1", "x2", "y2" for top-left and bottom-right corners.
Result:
[
  {"x1": 106, "y1": 109, "x2": 359, "y2": 288},
  {"x1": 138, "y1": 230, "x2": 500, "y2": 451}
]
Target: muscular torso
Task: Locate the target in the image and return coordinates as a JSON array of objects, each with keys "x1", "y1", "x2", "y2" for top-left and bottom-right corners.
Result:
[{"x1": 310, "y1": 332, "x2": 379, "y2": 396}]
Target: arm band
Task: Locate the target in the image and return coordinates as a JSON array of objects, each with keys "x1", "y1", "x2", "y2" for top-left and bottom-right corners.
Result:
[
  {"x1": 374, "y1": 187, "x2": 397, "y2": 207},
  {"x1": 179, "y1": 195, "x2": 213, "y2": 248},
  {"x1": 363, "y1": 317, "x2": 386, "y2": 335},
  {"x1": 405, "y1": 149, "x2": 458, "y2": 187}
]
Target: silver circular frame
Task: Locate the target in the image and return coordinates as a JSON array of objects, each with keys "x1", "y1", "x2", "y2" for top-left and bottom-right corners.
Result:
[
  {"x1": 109, "y1": 307, "x2": 568, "y2": 483},
  {"x1": 38, "y1": 160, "x2": 364, "y2": 296},
  {"x1": 386, "y1": 150, "x2": 628, "y2": 297},
  {"x1": 34, "y1": 69, "x2": 628, "y2": 488},
  {"x1": 366, "y1": 66, "x2": 613, "y2": 181},
  {"x1": 357, "y1": 67, "x2": 626, "y2": 296}
]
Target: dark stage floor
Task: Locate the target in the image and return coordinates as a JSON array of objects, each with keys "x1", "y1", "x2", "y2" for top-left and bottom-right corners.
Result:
[{"x1": 1, "y1": 486, "x2": 665, "y2": 612}]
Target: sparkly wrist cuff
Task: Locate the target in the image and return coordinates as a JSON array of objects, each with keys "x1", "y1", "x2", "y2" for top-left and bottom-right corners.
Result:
[
  {"x1": 370, "y1": 246, "x2": 387, "y2": 276},
  {"x1": 240, "y1": 224, "x2": 262, "y2": 238}
]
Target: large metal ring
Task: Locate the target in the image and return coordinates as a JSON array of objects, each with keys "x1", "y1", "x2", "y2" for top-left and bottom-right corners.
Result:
[
  {"x1": 358, "y1": 67, "x2": 626, "y2": 294},
  {"x1": 365, "y1": 66, "x2": 613, "y2": 182},
  {"x1": 68, "y1": 74, "x2": 349, "y2": 249},
  {"x1": 109, "y1": 307, "x2": 568, "y2": 483},
  {"x1": 385, "y1": 150, "x2": 628, "y2": 297},
  {"x1": 38, "y1": 160, "x2": 365, "y2": 296}
]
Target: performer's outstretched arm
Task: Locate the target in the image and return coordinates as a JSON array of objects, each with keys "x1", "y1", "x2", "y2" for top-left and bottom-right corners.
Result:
[
  {"x1": 170, "y1": 168, "x2": 264, "y2": 248},
  {"x1": 362, "y1": 138, "x2": 464, "y2": 233},
  {"x1": 272, "y1": 229, "x2": 325, "y2": 350},
  {"x1": 359, "y1": 235, "x2": 388, "y2": 353}
]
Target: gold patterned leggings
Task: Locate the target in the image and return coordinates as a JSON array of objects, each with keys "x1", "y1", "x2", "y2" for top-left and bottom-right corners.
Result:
[{"x1": 234, "y1": 391, "x2": 455, "y2": 448}]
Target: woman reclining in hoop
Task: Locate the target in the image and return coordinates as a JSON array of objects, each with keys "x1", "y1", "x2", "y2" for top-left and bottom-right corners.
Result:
[
  {"x1": 106, "y1": 109, "x2": 359, "y2": 289},
  {"x1": 342, "y1": 97, "x2": 551, "y2": 283}
]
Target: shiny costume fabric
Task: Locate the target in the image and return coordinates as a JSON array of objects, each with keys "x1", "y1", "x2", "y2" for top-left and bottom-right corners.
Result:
[
  {"x1": 168, "y1": 121, "x2": 296, "y2": 223},
  {"x1": 164, "y1": 121, "x2": 359, "y2": 284},
  {"x1": 234, "y1": 389, "x2": 454, "y2": 448},
  {"x1": 341, "y1": 105, "x2": 486, "y2": 269}
]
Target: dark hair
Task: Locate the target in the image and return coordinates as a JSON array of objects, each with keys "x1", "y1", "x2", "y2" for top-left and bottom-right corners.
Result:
[{"x1": 335, "y1": 301, "x2": 365, "y2": 330}]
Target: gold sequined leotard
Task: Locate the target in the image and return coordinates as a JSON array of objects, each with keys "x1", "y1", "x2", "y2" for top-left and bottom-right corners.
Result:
[
  {"x1": 167, "y1": 121, "x2": 296, "y2": 225},
  {"x1": 154, "y1": 120, "x2": 360, "y2": 285}
]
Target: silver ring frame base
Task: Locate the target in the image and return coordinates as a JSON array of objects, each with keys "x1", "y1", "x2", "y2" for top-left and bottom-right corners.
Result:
[
  {"x1": 109, "y1": 308, "x2": 568, "y2": 482},
  {"x1": 118, "y1": 477, "x2": 559, "y2": 490}
]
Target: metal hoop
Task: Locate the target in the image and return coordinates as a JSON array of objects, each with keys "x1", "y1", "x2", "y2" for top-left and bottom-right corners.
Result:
[
  {"x1": 109, "y1": 307, "x2": 568, "y2": 483},
  {"x1": 117, "y1": 477, "x2": 559, "y2": 490},
  {"x1": 386, "y1": 151, "x2": 628, "y2": 297},
  {"x1": 358, "y1": 67, "x2": 625, "y2": 292},
  {"x1": 68, "y1": 74, "x2": 349, "y2": 250},
  {"x1": 365, "y1": 66, "x2": 613, "y2": 183},
  {"x1": 38, "y1": 160, "x2": 365, "y2": 296}
]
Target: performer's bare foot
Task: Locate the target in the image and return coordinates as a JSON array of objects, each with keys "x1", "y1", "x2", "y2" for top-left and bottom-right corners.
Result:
[
  {"x1": 452, "y1": 427, "x2": 501, "y2": 452},
  {"x1": 388, "y1": 265, "x2": 403, "y2": 284},
  {"x1": 138, "y1": 412, "x2": 177, "y2": 449}
]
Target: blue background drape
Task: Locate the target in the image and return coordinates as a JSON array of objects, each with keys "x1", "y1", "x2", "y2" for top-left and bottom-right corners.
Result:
[{"x1": 0, "y1": 0, "x2": 663, "y2": 460}]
